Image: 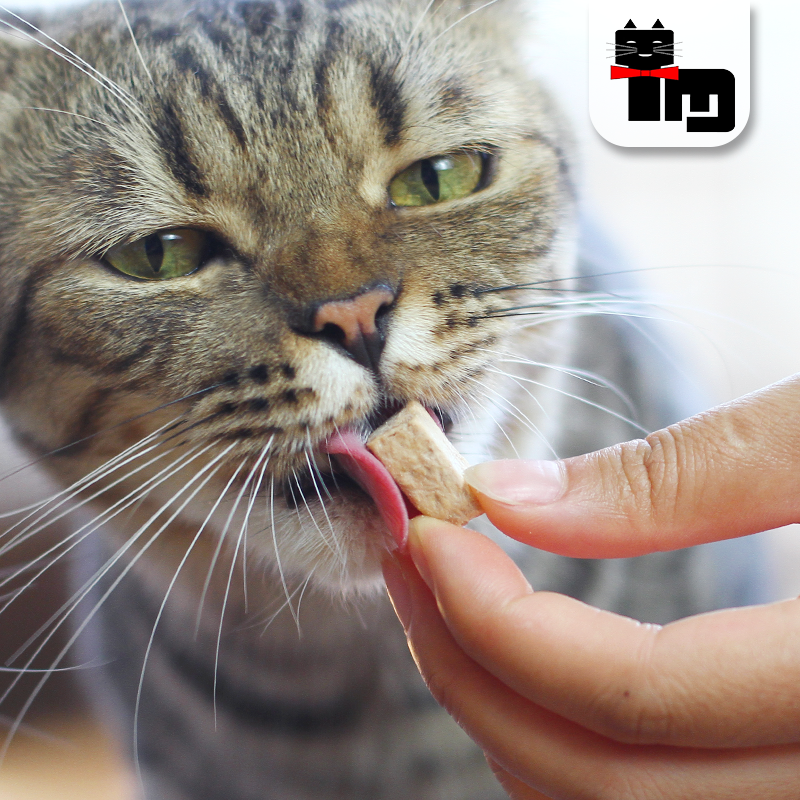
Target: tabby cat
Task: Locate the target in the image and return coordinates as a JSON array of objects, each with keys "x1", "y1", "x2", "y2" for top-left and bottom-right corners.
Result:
[{"x1": 0, "y1": 0, "x2": 763, "y2": 798}]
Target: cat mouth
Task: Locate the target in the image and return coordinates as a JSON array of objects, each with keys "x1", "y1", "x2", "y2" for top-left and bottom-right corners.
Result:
[{"x1": 284, "y1": 402, "x2": 450, "y2": 549}]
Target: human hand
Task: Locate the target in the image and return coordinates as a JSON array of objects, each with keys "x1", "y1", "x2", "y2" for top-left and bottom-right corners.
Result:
[{"x1": 383, "y1": 375, "x2": 800, "y2": 799}]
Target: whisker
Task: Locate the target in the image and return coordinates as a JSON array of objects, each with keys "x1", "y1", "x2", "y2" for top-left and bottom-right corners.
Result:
[
  {"x1": 21, "y1": 107, "x2": 123, "y2": 132},
  {"x1": 116, "y1": 0, "x2": 154, "y2": 84},
  {"x1": 2, "y1": 443, "x2": 213, "y2": 662},
  {"x1": 0, "y1": 442, "x2": 228, "y2": 762},
  {"x1": 258, "y1": 567, "x2": 315, "y2": 637},
  {"x1": 304, "y1": 449, "x2": 341, "y2": 558},
  {"x1": 466, "y1": 377, "x2": 554, "y2": 457},
  {"x1": 132, "y1": 443, "x2": 236, "y2": 784},
  {"x1": 482, "y1": 353, "x2": 639, "y2": 420},
  {"x1": 401, "y1": 0, "x2": 437, "y2": 54},
  {"x1": 212, "y1": 440, "x2": 273, "y2": 725},
  {"x1": 189, "y1": 460, "x2": 248, "y2": 635},
  {"x1": 0, "y1": 8, "x2": 144, "y2": 120},
  {"x1": 489, "y1": 366, "x2": 648, "y2": 435},
  {"x1": 0, "y1": 378, "x2": 230, "y2": 486},
  {"x1": 427, "y1": 0, "x2": 501, "y2": 45},
  {"x1": 194, "y1": 441, "x2": 273, "y2": 637},
  {"x1": 0, "y1": 428, "x2": 186, "y2": 560},
  {"x1": 297, "y1": 451, "x2": 342, "y2": 564},
  {"x1": 269, "y1": 476, "x2": 299, "y2": 631},
  {"x1": 0, "y1": 417, "x2": 180, "y2": 520}
]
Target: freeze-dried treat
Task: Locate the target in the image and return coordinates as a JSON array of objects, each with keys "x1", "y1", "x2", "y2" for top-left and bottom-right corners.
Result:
[{"x1": 366, "y1": 401, "x2": 482, "y2": 526}]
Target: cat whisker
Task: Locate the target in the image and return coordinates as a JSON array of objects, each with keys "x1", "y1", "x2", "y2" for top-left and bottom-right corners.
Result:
[
  {"x1": 401, "y1": 0, "x2": 438, "y2": 56},
  {"x1": 269, "y1": 476, "x2": 300, "y2": 632},
  {"x1": 427, "y1": 0, "x2": 501, "y2": 46},
  {"x1": 458, "y1": 385, "x2": 521, "y2": 458},
  {"x1": 0, "y1": 444, "x2": 214, "y2": 660},
  {"x1": 129, "y1": 441, "x2": 234, "y2": 785},
  {"x1": 0, "y1": 425, "x2": 188, "y2": 559},
  {"x1": 471, "y1": 265, "x2": 725, "y2": 297},
  {"x1": 116, "y1": 0, "x2": 154, "y2": 84},
  {"x1": 303, "y1": 450, "x2": 342, "y2": 564},
  {"x1": 257, "y1": 567, "x2": 316, "y2": 638},
  {"x1": 0, "y1": 441, "x2": 229, "y2": 760},
  {"x1": 195, "y1": 444, "x2": 272, "y2": 638},
  {"x1": 0, "y1": 8, "x2": 145, "y2": 121},
  {"x1": 498, "y1": 366, "x2": 648, "y2": 435},
  {"x1": 0, "y1": 378, "x2": 229, "y2": 486},
  {"x1": 480, "y1": 348, "x2": 640, "y2": 420},
  {"x1": 473, "y1": 292, "x2": 652, "y2": 320},
  {"x1": 0, "y1": 418, "x2": 177, "y2": 521},
  {"x1": 465, "y1": 376, "x2": 555, "y2": 457},
  {"x1": 20, "y1": 107, "x2": 124, "y2": 133},
  {"x1": 213, "y1": 440, "x2": 273, "y2": 727},
  {"x1": 292, "y1": 459, "x2": 342, "y2": 565}
]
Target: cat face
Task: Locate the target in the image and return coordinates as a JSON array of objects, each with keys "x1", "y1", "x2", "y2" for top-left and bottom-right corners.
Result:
[
  {"x1": 0, "y1": 0, "x2": 571, "y2": 591},
  {"x1": 615, "y1": 22, "x2": 675, "y2": 71}
]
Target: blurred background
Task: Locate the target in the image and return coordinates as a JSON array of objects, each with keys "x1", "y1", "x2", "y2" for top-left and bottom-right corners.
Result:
[{"x1": 0, "y1": 0, "x2": 797, "y2": 796}]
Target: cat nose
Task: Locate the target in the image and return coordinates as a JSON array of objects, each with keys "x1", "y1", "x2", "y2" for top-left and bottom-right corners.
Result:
[{"x1": 310, "y1": 286, "x2": 395, "y2": 373}]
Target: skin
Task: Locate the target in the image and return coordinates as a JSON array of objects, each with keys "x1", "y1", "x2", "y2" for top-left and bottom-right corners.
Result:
[{"x1": 382, "y1": 374, "x2": 800, "y2": 799}]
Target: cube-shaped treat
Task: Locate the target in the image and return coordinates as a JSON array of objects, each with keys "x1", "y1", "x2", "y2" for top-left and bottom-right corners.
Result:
[{"x1": 366, "y1": 401, "x2": 482, "y2": 526}]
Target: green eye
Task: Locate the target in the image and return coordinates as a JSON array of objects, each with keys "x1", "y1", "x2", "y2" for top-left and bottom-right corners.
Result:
[
  {"x1": 104, "y1": 228, "x2": 209, "y2": 280},
  {"x1": 389, "y1": 151, "x2": 485, "y2": 207}
]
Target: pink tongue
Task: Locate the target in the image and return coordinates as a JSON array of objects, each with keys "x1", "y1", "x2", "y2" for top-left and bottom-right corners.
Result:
[{"x1": 321, "y1": 429, "x2": 409, "y2": 548}]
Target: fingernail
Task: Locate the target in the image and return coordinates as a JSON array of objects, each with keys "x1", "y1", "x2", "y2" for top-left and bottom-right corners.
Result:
[
  {"x1": 382, "y1": 557, "x2": 412, "y2": 630},
  {"x1": 464, "y1": 459, "x2": 565, "y2": 505}
]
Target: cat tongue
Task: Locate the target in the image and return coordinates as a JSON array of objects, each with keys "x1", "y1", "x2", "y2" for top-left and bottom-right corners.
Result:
[{"x1": 321, "y1": 430, "x2": 409, "y2": 548}]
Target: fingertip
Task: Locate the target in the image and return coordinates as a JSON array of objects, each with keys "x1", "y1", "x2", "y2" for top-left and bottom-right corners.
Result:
[
  {"x1": 407, "y1": 515, "x2": 534, "y2": 615},
  {"x1": 407, "y1": 515, "x2": 456, "y2": 589}
]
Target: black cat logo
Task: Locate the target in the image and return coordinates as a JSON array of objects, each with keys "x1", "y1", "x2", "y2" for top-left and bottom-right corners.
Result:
[{"x1": 612, "y1": 19, "x2": 735, "y2": 132}]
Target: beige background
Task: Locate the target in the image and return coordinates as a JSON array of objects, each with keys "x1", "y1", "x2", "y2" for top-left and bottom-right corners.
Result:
[{"x1": 0, "y1": 0, "x2": 798, "y2": 796}]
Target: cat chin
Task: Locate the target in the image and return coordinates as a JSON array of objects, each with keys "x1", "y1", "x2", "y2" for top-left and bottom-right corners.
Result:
[{"x1": 246, "y1": 486, "x2": 395, "y2": 595}]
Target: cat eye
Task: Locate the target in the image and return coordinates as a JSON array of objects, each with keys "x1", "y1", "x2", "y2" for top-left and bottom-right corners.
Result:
[
  {"x1": 104, "y1": 228, "x2": 210, "y2": 281},
  {"x1": 389, "y1": 151, "x2": 486, "y2": 207}
]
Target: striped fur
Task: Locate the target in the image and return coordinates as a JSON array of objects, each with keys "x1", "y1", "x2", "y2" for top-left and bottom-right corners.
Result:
[{"x1": 0, "y1": 1, "x2": 763, "y2": 798}]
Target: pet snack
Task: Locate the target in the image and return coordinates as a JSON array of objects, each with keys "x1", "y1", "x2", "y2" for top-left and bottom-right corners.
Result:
[{"x1": 366, "y1": 401, "x2": 482, "y2": 526}]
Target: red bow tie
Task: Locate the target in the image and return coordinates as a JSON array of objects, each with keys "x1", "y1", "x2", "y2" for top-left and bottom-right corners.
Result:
[{"x1": 611, "y1": 65, "x2": 679, "y2": 80}]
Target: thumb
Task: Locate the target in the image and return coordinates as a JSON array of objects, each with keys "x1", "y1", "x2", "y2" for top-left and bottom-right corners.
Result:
[{"x1": 464, "y1": 375, "x2": 800, "y2": 558}]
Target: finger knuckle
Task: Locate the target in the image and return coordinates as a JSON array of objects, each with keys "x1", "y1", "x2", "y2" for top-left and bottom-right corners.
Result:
[{"x1": 616, "y1": 429, "x2": 683, "y2": 530}]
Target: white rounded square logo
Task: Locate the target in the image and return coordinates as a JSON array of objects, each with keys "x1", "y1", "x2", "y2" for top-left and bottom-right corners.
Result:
[{"x1": 589, "y1": 0, "x2": 750, "y2": 147}]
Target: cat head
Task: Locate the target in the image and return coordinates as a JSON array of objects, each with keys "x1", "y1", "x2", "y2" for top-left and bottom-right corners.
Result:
[
  {"x1": 614, "y1": 19, "x2": 675, "y2": 70},
  {"x1": 0, "y1": 0, "x2": 572, "y2": 592}
]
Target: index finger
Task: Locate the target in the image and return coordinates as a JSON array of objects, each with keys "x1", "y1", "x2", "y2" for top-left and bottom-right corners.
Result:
[{"x1": 464, "y1": 375, "x2": 800, "y2": 557}]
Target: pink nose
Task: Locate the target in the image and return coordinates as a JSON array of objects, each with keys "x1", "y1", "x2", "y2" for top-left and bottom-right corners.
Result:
[
  {"x1": 312, "y1": 287, "x2": 395, "y2": 372},
  {"x1": 312, "y1": 286, "x2": 394, "y2": 372}
]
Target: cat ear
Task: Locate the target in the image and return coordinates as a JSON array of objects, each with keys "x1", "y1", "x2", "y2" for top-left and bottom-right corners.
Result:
[
  {"x1": 652, "y1": 20, "x2": 665, "y2": 28},
  {"x1": 624, "y1": 20, "x2": 637, "y2": 29}
]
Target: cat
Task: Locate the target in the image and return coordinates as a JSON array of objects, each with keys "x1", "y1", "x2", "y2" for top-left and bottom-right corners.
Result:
[
  {"x1": 612, "y1": 18, "x2": 735, "y2": 132},
  {"x1": 0, "y1": 0, "x2": 763, "y2": 798}
]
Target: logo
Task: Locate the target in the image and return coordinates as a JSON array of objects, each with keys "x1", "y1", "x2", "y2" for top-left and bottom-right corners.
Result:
[{"x1": 589, "y1": 1, "x2": 750, "y2": 147}]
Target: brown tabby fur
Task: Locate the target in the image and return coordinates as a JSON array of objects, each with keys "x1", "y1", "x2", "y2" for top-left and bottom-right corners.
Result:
[
  {"x1": 0, "y1": 1, "x2": 587, "y2": 797},
  {"x1": 0, "y1": 0, "x2": 571, "y2": 591},
  {"x1": 0, "y1": 3, "x2": 766, "y2": 799}
]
